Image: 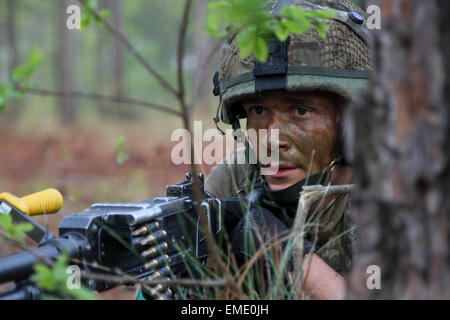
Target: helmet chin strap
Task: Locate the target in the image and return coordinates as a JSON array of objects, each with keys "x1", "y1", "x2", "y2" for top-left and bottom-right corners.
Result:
[
  {"x1": 213, "y1": 96, "x2": 225, "y2": 136},
  {"x1": 212, "y1": 96, "x2": 255, "y2": 166}
]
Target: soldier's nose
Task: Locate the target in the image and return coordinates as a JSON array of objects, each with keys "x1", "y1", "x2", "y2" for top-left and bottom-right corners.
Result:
[{"x1": 267, "y1": 123, "x2": 290, "y2": 151}]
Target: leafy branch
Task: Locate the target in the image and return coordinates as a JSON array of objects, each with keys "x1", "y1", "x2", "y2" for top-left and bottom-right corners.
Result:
[
  {"x1": 31, "y1": 253, "x2": 98, "y2": 300},
  {"x1": 0, "y1": 47, "x2": 43, "y2": 111},
  {"x1": 76, "y1": 0, "x2": 179, "y2": 98},
  {"x1": 0, "y1": 214, "x2": 33, "y2": 246},
  {"x1": 80, "y1": 0, "x2": 110, "y2": 29},
  {"x1": 205, "y1": 0, "x2": 335, "y2": 62},
  {"x1": 114, "y1": 136, "x2": 129, "y2": 165}
]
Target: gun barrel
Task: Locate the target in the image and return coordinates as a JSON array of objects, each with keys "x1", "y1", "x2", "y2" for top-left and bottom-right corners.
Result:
[
  {"x1": 0, "y1": 233, "x2": 89, "y2": 285},
  {"x1": 0, "y1": 244, "x2": 61, "y2": 284}
]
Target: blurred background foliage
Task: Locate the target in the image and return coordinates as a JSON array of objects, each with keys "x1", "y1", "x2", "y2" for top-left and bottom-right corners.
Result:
[{"x1": 0, "y1": 0, "x2": 213, "y2": 126}]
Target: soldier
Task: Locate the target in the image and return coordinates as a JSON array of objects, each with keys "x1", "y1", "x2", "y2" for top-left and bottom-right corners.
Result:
[{"x1": 205, "y1": 0, "x2": 372, "y2": 299}]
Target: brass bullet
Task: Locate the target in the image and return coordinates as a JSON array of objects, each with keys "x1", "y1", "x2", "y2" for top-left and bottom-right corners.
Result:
[
  {"x1": 144, "y1": 254, "x2": 169, "y2": 270},
  {"x1": 147, "y1": 266, "x2": 171, "y2": 281},
  {"x1": 163, "y1": 288, "x2": 173, "y2": 298},
  {"x1": 142, "y1": 242, "x2": 168, "y2": 258},
  {"x1": 139, "y1": 230, "x2": 167, "y2": 247},
  {"x1": 132, "y1": 221, "x2": 160, "y2": 237}
]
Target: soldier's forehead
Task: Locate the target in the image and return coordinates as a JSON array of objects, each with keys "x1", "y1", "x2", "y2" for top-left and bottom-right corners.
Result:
[{"x1": 242, "y1": 91, "x2": 339, "y2": 105}]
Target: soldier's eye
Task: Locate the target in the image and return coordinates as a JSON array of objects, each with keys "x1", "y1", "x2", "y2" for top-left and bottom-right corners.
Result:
[
  {"x1": 295, "y1": 107, "x2": 310, "y2": 116},
  {"x1": 251, "y1": 106, "x2": 266, "y2": 116}
]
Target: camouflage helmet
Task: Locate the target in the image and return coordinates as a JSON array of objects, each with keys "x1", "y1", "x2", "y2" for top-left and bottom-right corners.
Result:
[{"x1": 213, "y1": 0, "x2": 372, "y2": 125}]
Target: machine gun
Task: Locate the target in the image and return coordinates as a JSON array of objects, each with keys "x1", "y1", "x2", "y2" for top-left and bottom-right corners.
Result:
[{"x1": 0, "y1": 173, "x2": 228, "y2": 300}]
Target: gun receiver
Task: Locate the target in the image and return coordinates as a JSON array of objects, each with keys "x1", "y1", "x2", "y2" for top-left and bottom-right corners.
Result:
[{"x1": 0, "y1": 173, "x2": 224, "y2": 299}]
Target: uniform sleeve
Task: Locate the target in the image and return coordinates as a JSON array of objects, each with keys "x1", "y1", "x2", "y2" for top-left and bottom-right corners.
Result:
[
  {"x1": 204, "y1": 163, "x2": 238, "y2": 199},
  {"x1": 306, "y1": 194, "x2": 357, "y2": 275},
  {"x1": 204, "y1": 147, "x2": 253, "y2": 198}
]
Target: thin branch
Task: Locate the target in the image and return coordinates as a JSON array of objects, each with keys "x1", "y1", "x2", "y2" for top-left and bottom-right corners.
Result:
[
  {"x1": 25, "y1": 87, "x2": 182, "y2": 117},
  {"x1": 177, "y1": 0, "x2": 192, "y2": 103},
  {"x1": 77, "y1": 0, "x2": 179, "y2": 99},
  {"x1": 175, "y1": 0, "x2": 244, "y2": 299}
]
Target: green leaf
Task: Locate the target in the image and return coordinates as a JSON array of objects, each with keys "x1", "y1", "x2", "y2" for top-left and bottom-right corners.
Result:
[
  {"x1": 116, "y1": 151, "x2": 129, "y2": 165},
  {"x1": 29, "y1": 48, "x2": 44, "y2": 67},
  {"x1": 81, "y1": 0, "x2": 99, "y2": 28},
  {"x1": 273, "y1": 22, "x2": 290, "y2": 41},
  {"x1": 80, "y1": 1, "x2": 109, "y2": 26},
  {"x1": 54, "y1": 253, "x2": 69, "y2": 271},
  {"x1": 206, "y1": 1, "x2": 333, "y2": 64},
  {"x1": 12, "y1": 48, "x2": 43, "y2": 87},
  {"x1": 87, "y1": 0, "x2": 98, "y2": 10},
  {"x1": 32, "y1": 263, "x2": 56, "y2": 291},
  {"x1": 13, "y1": 222, "x2": 34, "y2": 233},
  {"x1": 40, "y1": 294, "x2": 62, "y2": 300},
  {"x1": 115, "y1": 136, "x2": 129, "y2": 165},
  {"x1": 0, "y1": 212, "x2": 34, "y2": 244},
  {"x1": 208, "y1": 1, "x2": 232, "y2": 12},
  {"x1": 313, "y1": 21, "x2": 329, "y2": 39},
  {"x1": 116, "y1": 136, "x2": 126, "y2": 148},
  {"x1": 205, "y1": 2, "x2": 231, "y2": 39},
  {"x1": 279, "y1": 5, "x2": 303, "y2": 20},
  {"x1": 81, "y1": 14, "x2": 92, "y2": 29},
  {"x1": 281, "y1": 19, "x2": 302, "y2": 34},
  {"x1": 0, "y1": 97, "x2": 5, "y2": 113},
  {"x1": 0, "y1": 214, "x2": 13, "y2": 230},
  {"x1": 12, "y1": 66, "x2": 32, "y2": 83},
  {"x1": 31, "y1": 253, "x2": 99, "y2": 300},
  {"x1": 254, "y1": 36, "x2": 268, "y2": 62},
  {"x1": 238, "y1": 28, "x2": 257, "y2": 57},
  {"x1": 99, "y1": 9, "x2": 110, "y2": 20},
  {"x1": 67, "y1": 287, "x2": 98, "y2": 300}
]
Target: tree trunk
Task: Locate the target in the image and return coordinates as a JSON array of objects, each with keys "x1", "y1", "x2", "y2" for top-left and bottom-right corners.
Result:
[
  {"x1": 5, "y1": 0, "x2": 21, "y2": 119},
  {"x1": 193, "y1": 0, "x2": 216, "y2": 110},
  {"x1": 56, "y1": 0, "x2": 79, "y2": 124},
  {"x1": 7, "y1": 0, "x2": 19, "y2": 78},
  {"x1": 98, "y1": 0, "x2": 135, "y2": 119},
  {"x1": 346, "y1": 0, "x2": 449, "y2": 299},
  {"x1": 111, "y1": 0, "x2": 124, "y2": 100}
]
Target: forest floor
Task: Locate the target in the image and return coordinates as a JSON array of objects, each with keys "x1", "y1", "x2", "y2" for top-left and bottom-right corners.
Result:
[{"x1": 0, "y1": 120, "x2": 216, "y2": 300}]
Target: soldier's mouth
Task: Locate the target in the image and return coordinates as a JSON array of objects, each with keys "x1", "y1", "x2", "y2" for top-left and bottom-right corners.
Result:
[
  {"x1": 260, "y1": 163, "x2": 299, "y2": 178},
  {"x1": 271, "y1": 165, "x2": 298, "y2": 178}
]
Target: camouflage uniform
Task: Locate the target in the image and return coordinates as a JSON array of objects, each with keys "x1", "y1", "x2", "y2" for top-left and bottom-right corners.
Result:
[{"x1": 205, "y1": 148, "x2": 358, "y2": 274}]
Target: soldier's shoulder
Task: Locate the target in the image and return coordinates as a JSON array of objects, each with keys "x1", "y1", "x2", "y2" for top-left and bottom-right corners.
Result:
[{"x1": 205, "y1": 147, "x2": 258, "y2": 198}]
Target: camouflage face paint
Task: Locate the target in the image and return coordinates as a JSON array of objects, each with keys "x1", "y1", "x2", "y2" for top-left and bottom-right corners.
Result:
[{"x1": 244, "y1": 91, "x2": 342, "y2": 190}]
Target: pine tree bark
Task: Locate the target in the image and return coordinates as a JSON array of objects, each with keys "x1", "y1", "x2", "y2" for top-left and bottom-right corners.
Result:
[{"x1": 346, "y1": 0, "x2": 449, "y2": 299}]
